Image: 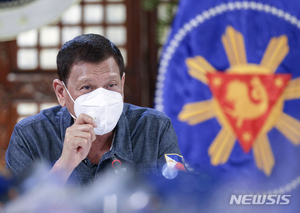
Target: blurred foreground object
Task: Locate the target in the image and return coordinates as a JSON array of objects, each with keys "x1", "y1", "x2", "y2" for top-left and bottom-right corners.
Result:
[
  {"x1": 0, "y1": 169, "x2": 17, "y2": 208},
  {"x1": 2, "y1": 162, "x2": 209, "y2": 213},
  {"x1": 155, "y1": 0, "x2": 300, "y2": 211},
  {"x1": 3, "y1": 162, "x2": 292, "y2": 213}
]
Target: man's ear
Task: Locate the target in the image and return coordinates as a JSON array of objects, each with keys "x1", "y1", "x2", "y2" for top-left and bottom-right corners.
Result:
[{"x1": 53, "y1": 79, "x2": 66, "y2": 107}]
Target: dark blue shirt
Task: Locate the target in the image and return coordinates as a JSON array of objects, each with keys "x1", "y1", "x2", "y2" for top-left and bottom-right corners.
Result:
[{"x1": 5, "y1": 103, "x2": 181, "y2": 185}]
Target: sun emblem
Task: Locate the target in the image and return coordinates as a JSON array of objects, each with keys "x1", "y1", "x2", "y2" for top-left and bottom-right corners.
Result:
[{"x1": 178, "y1": 26, "x2": 300, "y2": 176}]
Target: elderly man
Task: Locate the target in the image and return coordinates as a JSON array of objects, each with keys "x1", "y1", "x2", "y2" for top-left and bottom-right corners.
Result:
[{"x1": 5, "y1": 34, "x2": 183, "y2": 185}]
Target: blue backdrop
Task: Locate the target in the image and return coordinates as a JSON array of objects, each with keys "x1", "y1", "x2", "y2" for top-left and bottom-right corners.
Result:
[{"x1": 156, "y1": 0, "x2": 300, "y2": 211}]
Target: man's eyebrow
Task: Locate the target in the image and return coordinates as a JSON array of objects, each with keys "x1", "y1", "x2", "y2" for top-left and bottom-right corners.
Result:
[{"x1": 75, "y1": 78, "x2": 93, "y2": 85}]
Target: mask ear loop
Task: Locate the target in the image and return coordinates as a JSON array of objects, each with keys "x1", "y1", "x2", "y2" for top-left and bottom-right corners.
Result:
[
  {"x1": 61, "y1": 81, "x2": 77, "y2": 120},
  {"x1": 62, "y1": 81, "x2": 75, "y2": 102}
]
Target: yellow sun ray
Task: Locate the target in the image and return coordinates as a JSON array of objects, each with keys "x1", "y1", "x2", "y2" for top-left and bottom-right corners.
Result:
[
  {"x1": 274, "y1": 113, "x2": 300, "y2": 145},
  {"x1": 186, "y1": 56, "x2": 216, "y2": 84},
  {"x1": 178, "y1": 100, "x2": 215, "y2": 125},
  {"x1": 283, "y1": 77, "x2": 300, "y2": 100},
  {"x1": 221, "y1": 26, "x2": 247, "y2": 67},
  {"x1": 253, "y1": 134, "x2": 275, "y2": 176},
  {"x1": 186, "y1": 110, "x2": 216, "y2": 125},
  {"x1": 208, "y1": 127, "x2": 236, "y2": 165},
  {"x1": 260, "y1": 36, "x2": 289, "y2": 73}
]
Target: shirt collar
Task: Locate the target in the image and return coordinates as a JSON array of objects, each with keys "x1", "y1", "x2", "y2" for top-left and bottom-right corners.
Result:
[
  {"x1": 112, "y1": 110, "x2": 133, "y2": 163},
  {"x1": 60, "y1": 106, "x2": 74, "y2": 143}
]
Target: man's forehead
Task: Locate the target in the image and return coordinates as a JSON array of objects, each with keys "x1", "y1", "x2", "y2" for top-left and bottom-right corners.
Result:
[
  {"x1": 72, "y1": 59, "x2": 117, "y2": 71},
  {"x1": 73, "y1": 71, "x2": 119, "y2": 85},
  {"x1": 70, "y1": 58, "x2": 119, "y2": 78},
  {"x1": 77, "y1": 72, "x2": 118, "y2": 81}
]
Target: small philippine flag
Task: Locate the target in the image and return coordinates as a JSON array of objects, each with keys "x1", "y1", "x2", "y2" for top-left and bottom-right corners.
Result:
[{"x1": 165, "y1": 154, "x2": 186, "y2": 171}]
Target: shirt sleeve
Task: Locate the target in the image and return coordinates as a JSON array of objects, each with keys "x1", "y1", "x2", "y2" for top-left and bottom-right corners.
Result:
[
  {"x1": 157, "y1": 117, "x2": 185, "y2": 171},
  {"x1": 5, "y1": 125, "x2": 36, "y2": 178}
]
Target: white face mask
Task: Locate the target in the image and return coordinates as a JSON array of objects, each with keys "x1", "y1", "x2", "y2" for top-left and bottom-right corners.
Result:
[{"x1": 62, "y1": 82, "x2": 123, "y2": 135}]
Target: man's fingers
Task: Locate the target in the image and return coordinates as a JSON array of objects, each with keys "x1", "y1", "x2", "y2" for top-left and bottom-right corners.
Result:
[
  {"x1": 69, "y1": 136, "x2": 91, "y2": 149},
  {"x1": 65, "y1": 128, "x2": 94, "y2": 144},
  {"x1": 75, "y1": 123, "x2": 95, "y2": 133},
  {"x1": 73, "y1": 123, "x2": 96, "y2": 142},
  {"x1": 75, "y1": 113, "x2": 97, "y2": 127}
]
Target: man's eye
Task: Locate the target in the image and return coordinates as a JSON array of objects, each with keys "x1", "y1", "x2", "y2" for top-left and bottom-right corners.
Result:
[
  {"x1": 108, "y1": 84, "x2": 116, "y2": 88},
  {"x1": 82, "y1": 86, "x2": 91, "y2": 90}
]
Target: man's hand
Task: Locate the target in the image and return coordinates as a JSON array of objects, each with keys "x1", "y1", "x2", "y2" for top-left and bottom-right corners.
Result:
[{"x1": 50, "y1": 113, "x2": 96, "y2": 183}]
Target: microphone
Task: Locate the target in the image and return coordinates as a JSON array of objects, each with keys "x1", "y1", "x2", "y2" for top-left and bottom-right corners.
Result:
[
  {"x1": 111, "y1": 155, "x2": 122, "y2": 169},
  {"x1": 110, "y1": 155, "x2": 126, "y2": 174}
]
